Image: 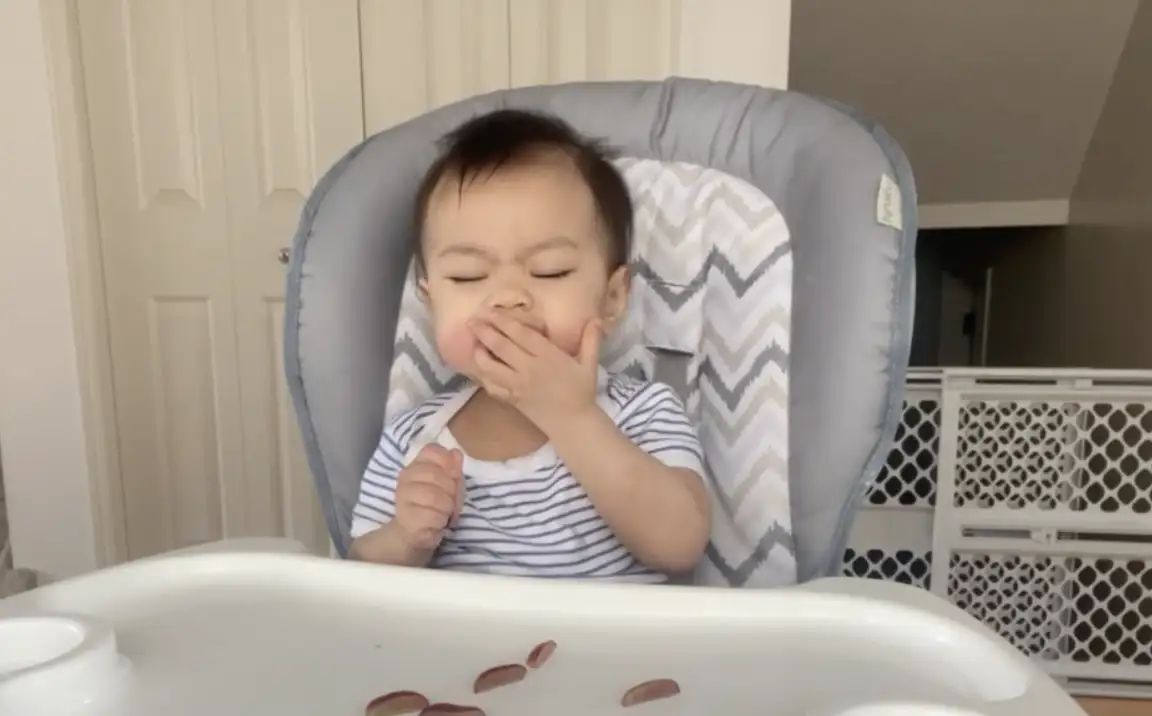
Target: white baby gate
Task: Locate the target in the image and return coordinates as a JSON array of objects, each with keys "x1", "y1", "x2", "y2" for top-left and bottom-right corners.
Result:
[{"x1": 845, "y1": 367, "x2": 1152, "y2": 700}]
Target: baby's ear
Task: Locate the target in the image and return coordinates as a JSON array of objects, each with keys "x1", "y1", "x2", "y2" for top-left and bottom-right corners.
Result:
[
  {"x1": 416, "y1": 276, "x2": 431, "y2": 304},
  {"x1": 602, "y1": 265, "x2": 630, "y2": 326}
]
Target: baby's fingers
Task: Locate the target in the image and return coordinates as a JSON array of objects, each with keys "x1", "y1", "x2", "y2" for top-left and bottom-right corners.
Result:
[
  {"x1": 411, "y1": 443, "x2": 457, "y2": 474},
  {"x1": 405, "y1": 520, "x2": 446, "y2": 551},
  {"x1": 406, "y1": 447, "x2": 465, "y2": 524},
  {"x1": 403, "y1": 480, "x2": 456, "y2": 517}
]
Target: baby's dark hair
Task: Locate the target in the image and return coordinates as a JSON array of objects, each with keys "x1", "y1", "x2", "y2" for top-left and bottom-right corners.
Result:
[{"x1": 413, "y1": 108, "x2": 633, "y2": 274}]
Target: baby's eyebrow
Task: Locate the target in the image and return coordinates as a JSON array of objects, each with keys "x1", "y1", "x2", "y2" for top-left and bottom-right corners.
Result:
[
  {"x1": 515, "y1": 236, "x2": 578, "y2": 260},
  {"x1": 436, "y1": 236, "x2": 579, "y2": 261},
  {"x1": 437, "y1": 244, "x2": 492, "y2": 260}
]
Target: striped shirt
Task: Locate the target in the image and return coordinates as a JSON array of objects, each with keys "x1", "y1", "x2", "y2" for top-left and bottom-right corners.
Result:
[{"x1": 349, "y1": 371, "x2": 705, "y2": 582}]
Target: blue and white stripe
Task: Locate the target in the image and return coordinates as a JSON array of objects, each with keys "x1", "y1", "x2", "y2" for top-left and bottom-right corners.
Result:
[{"x1": 350, "y1": 373, "x2": 704, "y2": 582}]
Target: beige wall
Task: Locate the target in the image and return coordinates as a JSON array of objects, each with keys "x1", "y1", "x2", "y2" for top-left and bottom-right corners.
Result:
[
  {"x1": 0, "y1": 0, "x2": 100, "y2": 579},
  {"x1": 987, "y1": 0, "x2": 1152, "y2": 368},
  {"x1": 789, "y1": 0, "x2": 1137, "y2": 209}
]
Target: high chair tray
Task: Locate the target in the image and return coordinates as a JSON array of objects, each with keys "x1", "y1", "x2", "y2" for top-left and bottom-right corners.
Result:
[{"x1": 0, "y1": 539, "x2": 1085, "y2": 716}]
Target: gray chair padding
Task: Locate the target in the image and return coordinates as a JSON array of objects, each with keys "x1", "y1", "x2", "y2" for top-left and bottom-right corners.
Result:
[{"x1": 284, "y1": 77, "x2": 918, "y2": 584}]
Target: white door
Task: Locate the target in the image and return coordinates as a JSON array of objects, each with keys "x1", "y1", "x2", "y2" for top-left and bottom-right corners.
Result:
[
  {"x1": 77, "y1": 0, "x2": 363, "y2": 560},
  {"x1": 78, "y1": 0, "x2": 244, "y2": 560},
  {"x1": 508, "y1": 0, "x2": 791, "y2": 89},
  {"x1": 213, "y1": 0, "x2": 364, "y2": 555},
  {"x1": 78, "y1": 0, "x2": 790, "y2": 563}
]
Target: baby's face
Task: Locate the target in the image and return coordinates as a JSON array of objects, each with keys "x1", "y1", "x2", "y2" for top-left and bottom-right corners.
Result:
[{"x1": 418, "y1": 155, "x2": 628, "y2": 378}]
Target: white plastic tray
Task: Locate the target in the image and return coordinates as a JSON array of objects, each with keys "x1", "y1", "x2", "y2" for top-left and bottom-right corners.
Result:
[{"x1": 0, "y1": 539, "x2": 1086, "y2": 716}]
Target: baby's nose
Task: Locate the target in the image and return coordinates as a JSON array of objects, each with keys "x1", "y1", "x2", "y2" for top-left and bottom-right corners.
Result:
[{"x1": 486, "y1": 285, "x2": 532, "y2": 310}]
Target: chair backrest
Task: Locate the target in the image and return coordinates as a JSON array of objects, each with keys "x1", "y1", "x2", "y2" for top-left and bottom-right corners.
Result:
[{"x1": 284, "y1": 78, "x2": 918, "y2": 584}]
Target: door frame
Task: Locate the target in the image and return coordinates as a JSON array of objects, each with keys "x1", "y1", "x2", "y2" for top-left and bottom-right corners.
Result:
[{"x1": 37, "y1": 0, "x2": 127, "y2": 568}]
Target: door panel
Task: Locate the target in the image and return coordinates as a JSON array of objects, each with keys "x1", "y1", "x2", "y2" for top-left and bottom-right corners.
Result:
[
  {"x1": 509, "y1": 0, "x2": 680, "y2": 86},
  {"x1": 78, "y1": 0, "x2": 365, "y2": 560},
  {"x1": 508, "y1": 0, "x2": 790, "y2": 89},
  {"x1": 214, "y1": 0, "x2": 365, "y2": 555},
  {"x1": 77, "y1": 0, "x2": 243, "y2": 558},
  {"x1": 360, "y1": 0, "x2": 511, "y2": 135}
]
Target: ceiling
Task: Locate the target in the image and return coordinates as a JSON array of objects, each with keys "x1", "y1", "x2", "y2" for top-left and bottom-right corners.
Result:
[{"x1": 788, "y1": 0, "x2": 1140, "y2": 211}]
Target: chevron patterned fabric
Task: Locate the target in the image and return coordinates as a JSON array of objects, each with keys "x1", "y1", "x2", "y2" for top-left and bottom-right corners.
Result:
[{"x1": 383, "y1": 158, "x2": 796, "y2": 588}]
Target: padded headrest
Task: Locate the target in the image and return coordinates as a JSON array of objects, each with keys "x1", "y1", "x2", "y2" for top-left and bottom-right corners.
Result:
[{"x1": 285, "y1": 77, "x2": 917, "y2": 583}]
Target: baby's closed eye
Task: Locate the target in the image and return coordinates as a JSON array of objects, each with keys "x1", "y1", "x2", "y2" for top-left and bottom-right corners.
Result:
[{"x1": 532, "y1": 269, "x2": 573, "y2": 280}]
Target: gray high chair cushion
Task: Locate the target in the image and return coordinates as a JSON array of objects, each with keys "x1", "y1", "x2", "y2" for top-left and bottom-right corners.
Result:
[{"x1": 284, "y1": 77, "x2": 918, "y2": 585}]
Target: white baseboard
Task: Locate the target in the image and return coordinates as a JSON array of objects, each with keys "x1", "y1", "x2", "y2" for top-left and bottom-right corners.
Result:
[{"x1": 917, "y1": 200, "x2": 1070, "y2": 229}]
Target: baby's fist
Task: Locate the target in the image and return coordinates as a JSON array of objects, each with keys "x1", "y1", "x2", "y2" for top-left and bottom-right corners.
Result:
[{"x1": 392, "y1": 444, "x2": 463, "y2": 552}]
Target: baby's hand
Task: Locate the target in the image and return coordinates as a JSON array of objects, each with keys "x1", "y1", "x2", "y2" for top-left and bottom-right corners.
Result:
[{"x1": 392, "y1": 444, "x2": 464, "y2": 552}]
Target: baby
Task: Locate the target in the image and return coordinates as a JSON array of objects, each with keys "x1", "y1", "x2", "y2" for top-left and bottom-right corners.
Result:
[{"x1": 348, "y1": 109, "x2": 710, "y2": 582}]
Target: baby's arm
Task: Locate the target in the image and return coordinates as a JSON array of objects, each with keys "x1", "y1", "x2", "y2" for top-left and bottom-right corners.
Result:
[
  {"x1": 549, "y1": 383, "x2": 710, "y2": 575},
  {"x1": 347, "y1": 419, "x2": 434, "y2": 567}
]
